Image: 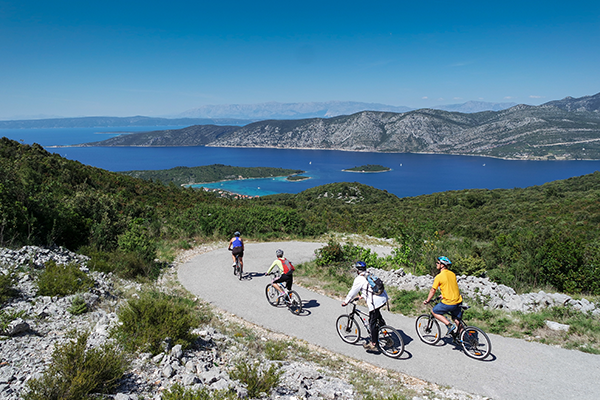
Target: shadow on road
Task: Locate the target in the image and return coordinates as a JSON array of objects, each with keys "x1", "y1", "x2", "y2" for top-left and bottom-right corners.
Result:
[{"x1": 302, "y1": 299, "x2": 320, "y2": 309}]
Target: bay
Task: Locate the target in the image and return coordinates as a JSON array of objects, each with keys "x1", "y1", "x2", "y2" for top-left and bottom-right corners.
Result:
[{"x1": 2, "y1": 127, "x2": 600, "y2": 198}]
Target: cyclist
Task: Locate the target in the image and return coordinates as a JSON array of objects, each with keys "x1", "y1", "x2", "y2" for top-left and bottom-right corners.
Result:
[
  {"x1": 265, "y1": 249, "x2": 294, "y2": 297},
  {"x1": 423, "y1": 256, "x2": 463, "y2": 335},
  {"x1": 227, "y1": 231, "x2": 244, "y2": 271},
  {"x1": 342, "y1": 261, "x2": 389, "y2": 351}
]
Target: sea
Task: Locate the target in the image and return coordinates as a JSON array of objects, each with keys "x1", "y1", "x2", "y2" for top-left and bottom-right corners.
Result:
[{"x1": 3, "y1": 126, "x2": 600, "y2": 198}]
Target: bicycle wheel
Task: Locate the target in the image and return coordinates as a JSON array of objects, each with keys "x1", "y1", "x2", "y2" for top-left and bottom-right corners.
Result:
[
  {"x1": 377, "y1": 325, "x2": 404, "y2": 358},
  {"x1": 415, "y1": 314, "x2": 441, "y2": 345},
  {"x1": 335, "y1": 315, "x2": 361, "y2": 344},
  {"x1": 265, "y1": 284, "x2": 280, "y2": 306},
  {"x1": 237, "y1": 262, "x2": 242, "y2": 280},
  {"x1": 288, "y1": 290, "x2": 303, "y2": 315},
  {"x1": 460, "y1": 326, "x2": 491, "y2": 360}
]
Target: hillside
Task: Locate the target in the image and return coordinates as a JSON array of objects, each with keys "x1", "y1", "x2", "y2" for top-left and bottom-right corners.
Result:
[
  {"x1": 81, "y1": 92, "x2": 600, "y2": 160},
  {"x1": 2, "y1": 137, "x2": 600, "y2": 295}
]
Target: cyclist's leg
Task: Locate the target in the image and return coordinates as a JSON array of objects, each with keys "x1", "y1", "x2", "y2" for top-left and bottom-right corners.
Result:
[
  {"x1": 432, "y1": 302, "x2": 458, "y2": 332},
  {"x1": 272, "y1": 276, "x2": 286, "y2": 295},
  {"x1": 368, "y1": 307, "x2": 383, "y2": 346}
]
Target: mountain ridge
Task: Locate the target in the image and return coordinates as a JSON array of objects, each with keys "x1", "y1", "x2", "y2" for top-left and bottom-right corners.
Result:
[{"x1": 80, "y1": 92, "x2": 600, "y2": 160}]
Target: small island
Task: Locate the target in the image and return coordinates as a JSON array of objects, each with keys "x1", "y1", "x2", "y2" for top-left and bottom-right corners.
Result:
[
  {"x1": 342, "y1": 164, "x2": 391, "y2": 173},
  {"x1": 286, "y1": 174, "x2": 310, "y2": 182}
]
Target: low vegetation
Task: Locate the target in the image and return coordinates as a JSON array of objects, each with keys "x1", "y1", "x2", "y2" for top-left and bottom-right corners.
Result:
[
  {"x1": 24, "y1": 331, "x2": 129, "y2": 400},
  {"x1": 36, "y1": 261, "x2": 94, "y2": 297}
]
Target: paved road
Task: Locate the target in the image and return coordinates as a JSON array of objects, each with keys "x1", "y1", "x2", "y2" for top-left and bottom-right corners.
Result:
[{"x1": 178, "y1": 242, "x2": 600, "y2": 400}]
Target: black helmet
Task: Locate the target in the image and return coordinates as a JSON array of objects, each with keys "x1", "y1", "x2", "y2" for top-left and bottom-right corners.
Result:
[
  {"x1": 353, "y1": 261, "x2": 367, "y2": 271},
  {"x1": 276, "y1": 249, "x2": 284, "y2": 257}
]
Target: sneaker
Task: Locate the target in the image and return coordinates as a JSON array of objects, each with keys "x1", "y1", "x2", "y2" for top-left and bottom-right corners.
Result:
[
  {"x1": 447, "y1": 323, "x2": 457, "y2": 335},
  {"x1": 277, "y1": 292, "x2": 286, "y2": 298},
  {"x1": 363, "y1": 342, "x2": 376, "y2": 350}
]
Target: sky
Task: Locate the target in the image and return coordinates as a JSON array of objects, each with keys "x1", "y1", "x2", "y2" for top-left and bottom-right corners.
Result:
[{"x1": 1, "y1": 0, "x2": 599, "y2": 119}]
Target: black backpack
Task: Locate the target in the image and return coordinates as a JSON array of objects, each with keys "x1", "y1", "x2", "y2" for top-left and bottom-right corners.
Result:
[{"x1": 365, "y1": 272, "x2": 385, "y2": 295}]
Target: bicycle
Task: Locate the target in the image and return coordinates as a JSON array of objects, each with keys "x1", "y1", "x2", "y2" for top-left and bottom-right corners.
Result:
[
  {"x1": 265, "y1": 273, "x2": 302, "y2": 315},
  {"x1": 415, "y1": 296, "x2": 492, "y2": 360},
  {"x1": 336, "y1": 297, "x2": 404, "y2": 358},
  {"x1": 230, "y1": 250, "x2": 243, "y2": 280}
]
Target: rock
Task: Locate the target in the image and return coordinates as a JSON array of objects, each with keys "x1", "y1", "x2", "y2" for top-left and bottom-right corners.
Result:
[
  {"x1": 171, "y1": 344, "x2": 183, "y2": 359},
  {"x1": 3, "y1": 319, "x2": 30, "y2": 336},
  {"x1": 546, "y1": 320, "x2": 570, "y2": 332}
]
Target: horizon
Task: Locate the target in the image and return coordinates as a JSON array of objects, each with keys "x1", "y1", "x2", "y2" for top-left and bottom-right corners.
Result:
[{"x1": 1, "y1": 1, "x2": 599, "y2": 119}]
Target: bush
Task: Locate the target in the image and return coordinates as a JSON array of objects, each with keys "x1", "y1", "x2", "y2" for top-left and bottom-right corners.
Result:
[
  {"x1": 36, "y1": 261, "x2": 94, "y2": 297},
  {"x1": 0, "y1": 268, "x2": 17, "y2": 303},
  {"x1": 162, "y1": 383, "x2": 237, "y2": 400},
  {"x1": 117, "y1": 218, "x2": 158, "y2": 262},
  {"x1": 81, "y1": 247, "x2": 162, "y2": 281},
  {"x1": 229, "y1": 360, "x2": 282, "y2": 399},
  {"x1": 389, "y1": 288, "x2": 428, "y2": 316},
  {"x1": 113, "y1": 290, "x2": 209, "y2": 354},
  {"x1": 23, "y1": 331, "x2": 128, "y2": 400},
  {"x1": 67, "y1": 295, "x2": 88, "y2": 315}
]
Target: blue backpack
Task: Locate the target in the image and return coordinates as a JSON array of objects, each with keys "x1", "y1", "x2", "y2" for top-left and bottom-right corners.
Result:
[{"x1": 366, "y1": 272, "x2": 385, "y2": 295}]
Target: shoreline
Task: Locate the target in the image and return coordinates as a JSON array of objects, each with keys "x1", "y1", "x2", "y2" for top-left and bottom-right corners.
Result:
[
  {"x1": 55, "y1": 143, "x2": 599, "y2": 161},
  {"x1": 183, "y1": 173, "x2": 310, "y2": 188}
]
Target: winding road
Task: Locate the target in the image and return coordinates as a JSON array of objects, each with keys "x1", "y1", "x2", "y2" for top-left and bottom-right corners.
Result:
[{"x1": 178, "y1": 242, "x2": 600, "y2": 400}]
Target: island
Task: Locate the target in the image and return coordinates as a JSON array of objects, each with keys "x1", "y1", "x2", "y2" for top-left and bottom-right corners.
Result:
[
  {"x1": 342, "y1": 164, "x2": 391, "y2": 173},
  {"x1": 118, "y1": 164, "x2": 306, "y2": 186},
  {"x1": 286, "y1": 175, "x2": 310, "y2": 182}
]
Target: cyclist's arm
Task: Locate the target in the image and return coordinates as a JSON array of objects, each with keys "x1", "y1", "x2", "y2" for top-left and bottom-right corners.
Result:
[
  {"x1": 265, "y1": 259, "x2": 281, "y2": 275},
  {"x1": 227, "y1": 238, "x2": 233, "y2": 250},
  {"x1": 343, "y1": 276, "x2": 364, "y2": 305},
  {"x1": 424, "y1": 287, "x2": 437, "y2": 304}
]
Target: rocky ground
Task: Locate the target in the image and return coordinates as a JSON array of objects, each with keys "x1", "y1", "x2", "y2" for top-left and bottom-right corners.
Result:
[{"x1": 0, "y1": 245, "x2": 492, "y2": 400}]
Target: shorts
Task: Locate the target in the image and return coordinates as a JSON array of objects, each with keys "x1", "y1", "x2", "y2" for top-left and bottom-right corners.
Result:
[
  {"x1": 274, "y1": 272, "x2": 293, "y2": 291},
  {"x1": 433, "y1": 302, "x2": 462, "y2": 320},
  {"x1": 231, "y1": 247, "x2": 243, "y2": 257}
]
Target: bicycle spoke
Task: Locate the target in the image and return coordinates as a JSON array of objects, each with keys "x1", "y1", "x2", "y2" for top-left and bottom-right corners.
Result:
[
  {"x1": 336, "y1": 315, "x2": 361, "y2": 344},
  {"x1": 377, "y1": 326, "x2": 404, "y2": 358},
  {"x1": 460, "y1": 326, "x2": 491, "y2": 360},
  {"x1": 265, "y1": 284, "x2": 280, "y2": 306},
  {"x1": 415, "y1": 314, "x2": 441, "y2": 345}
]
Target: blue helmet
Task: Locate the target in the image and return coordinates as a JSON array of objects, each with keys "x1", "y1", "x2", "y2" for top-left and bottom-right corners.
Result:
[
  {"x1": 437, "y1": 256, "x2": 452, "y2": 266},
  {"x1": 353, "y1": 261, "x2": 367, "y2": 271}
]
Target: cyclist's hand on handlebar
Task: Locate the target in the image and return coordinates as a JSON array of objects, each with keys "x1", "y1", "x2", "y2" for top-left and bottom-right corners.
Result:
[{"x1": 341, "y1": 302, "x2": 347, "y2": 307}]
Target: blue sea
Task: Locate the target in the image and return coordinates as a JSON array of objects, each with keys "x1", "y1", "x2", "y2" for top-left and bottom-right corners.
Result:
[{"x1": 3, "y1": 127, "x2": 600, "y2": 198}]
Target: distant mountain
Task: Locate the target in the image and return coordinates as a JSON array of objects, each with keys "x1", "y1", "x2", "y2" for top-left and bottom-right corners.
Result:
[
  {"x1": 82, "y1": 92, "x2": 600, "y2": 160},
  {"x1": 177, "y1": 100, "x2": 516, "y2": 119},
  {"x1": 177, "y1": 101, "x2": 413, "y2": 119},
  {"x1": 0, "y1": 116, "x2": 253, "y2": 129},
  {"x1": 431, "y1": 101, "x2": 517, "y2": 113},
  {"x1": 541, "y1": 94, "x2": 600, "y2": 113}
]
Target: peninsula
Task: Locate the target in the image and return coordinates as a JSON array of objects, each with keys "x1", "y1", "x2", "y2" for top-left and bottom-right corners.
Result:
[{"x1": 118, "y1": 164, "x2": 305, "y2": 186}]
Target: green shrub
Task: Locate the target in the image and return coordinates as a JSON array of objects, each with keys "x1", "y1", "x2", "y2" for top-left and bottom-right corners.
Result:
[
  {"x1": 37, "y1": 261, "x2": 94, "y2": 297},
  {"x1": 229, "y1": 360, "x2": 282, "y2": 399},
  {"x1": 81, "y1": 246, "x2": 161, "y2": 281},
  {"x1": 0, "y1": 309, "x2": 27, "y2": 332},
  {"x1": 67, "y1": 295, "x2": 88, "y2": 315},
  {"x1": 113, "y1": 291, "x2": 209, "y2": 354},
  {"x1": 452, "y1": 255, "x2": 487, "y2": 277},
  {"x1": 118, "y1": 218, "x2": 157, "y2": 262},
  {"x1": 315, "y1": 241, "x2": 345, "y2": 266},
  {"x1": 24, "y1": 330, "x2": 128, "y2": 400},
  {"x1": 264, "y1": 340, "x2": 290, "y2": 361},
  {"x1": 162, "y1": 383, "x2": 237, "y2": 400},
  {"x1": 0, "y1": 268, "x2": 17, "y2": 303},
  {"x1": 388, "y1": 288, "x2": 428, "y2": 316}
]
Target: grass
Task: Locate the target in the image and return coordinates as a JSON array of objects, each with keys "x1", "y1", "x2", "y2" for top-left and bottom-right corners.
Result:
[{"x1": 36, "y1": 261, "x2": 94, "y2": 297}]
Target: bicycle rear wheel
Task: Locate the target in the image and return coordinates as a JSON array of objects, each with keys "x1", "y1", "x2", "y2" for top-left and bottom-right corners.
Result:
[
  {"x1": 335, "y1": 315, "x2": 361, "y2": 344},
  {"x1": 415, "y1": 314, "x2": 441, "y2": 345},
  {"x1": 460, "y1": 326, "x2": 491, "y2": 360},
  {"x1": 288, "y1": 290, "x2": 302, "y2": 315},
  {"x1": 237, "y1": 262, "x2": 243, "y2": 280},
  {"x1": 377, "y1": 325, "x2": 404, "y2": 358},
  {"x1": 265, "y1": 284, "x2": 280, "y2": 306}
]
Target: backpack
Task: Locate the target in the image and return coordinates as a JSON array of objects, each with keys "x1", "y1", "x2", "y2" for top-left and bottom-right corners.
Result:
[
  {"x1": 365, "y1": 272, "x2": 385, "y2": 295},
  {"x1": 281, "y1": 258, "x2": 295, "y2": 274}
]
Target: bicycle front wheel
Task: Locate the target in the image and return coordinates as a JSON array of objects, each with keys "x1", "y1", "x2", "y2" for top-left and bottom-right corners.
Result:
[
  {"x1": 415, "y1": 314, "x2": 441, "y2": 345},
  {"x1": 336, "y1": 315, "x2": 361, "y2": 344},
  {"x1": 265, "y1": 284, "x2": 280, "y2": 306},
  {"x1": 460, "y1": 326, "x2": 491, "y2": 360},
  {"x1": 288, "y1": 290, "x2": 303, "y2": 315},
  {"x1": 377, "y1": 325, "x2": 404, "y2": 358}
]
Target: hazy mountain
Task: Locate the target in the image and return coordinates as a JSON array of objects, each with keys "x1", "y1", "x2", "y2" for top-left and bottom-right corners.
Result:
[
  {"x1": 0, "y1": 116, "x2": 252, "y2": 129},
  {"x1": 83, "y1": 92, "x2": 600, "y2": 160},
  {"x1": 177, "y1": 101, "x2": 413, "y2": 119},
  {"x1": 431, "y1": 100, "x2": 517, "y2": 113},
  {"x1": 177, "y1": 100, "x2": 516, "y2": 119},
  {"x1": 541, "y1": 94, "x2": 600, "y2": 113}
]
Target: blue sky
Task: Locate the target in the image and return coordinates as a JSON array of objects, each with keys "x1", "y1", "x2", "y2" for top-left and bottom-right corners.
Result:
[{"x1": 1, "y1": 0, "x2": 599, "y2": 119}]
